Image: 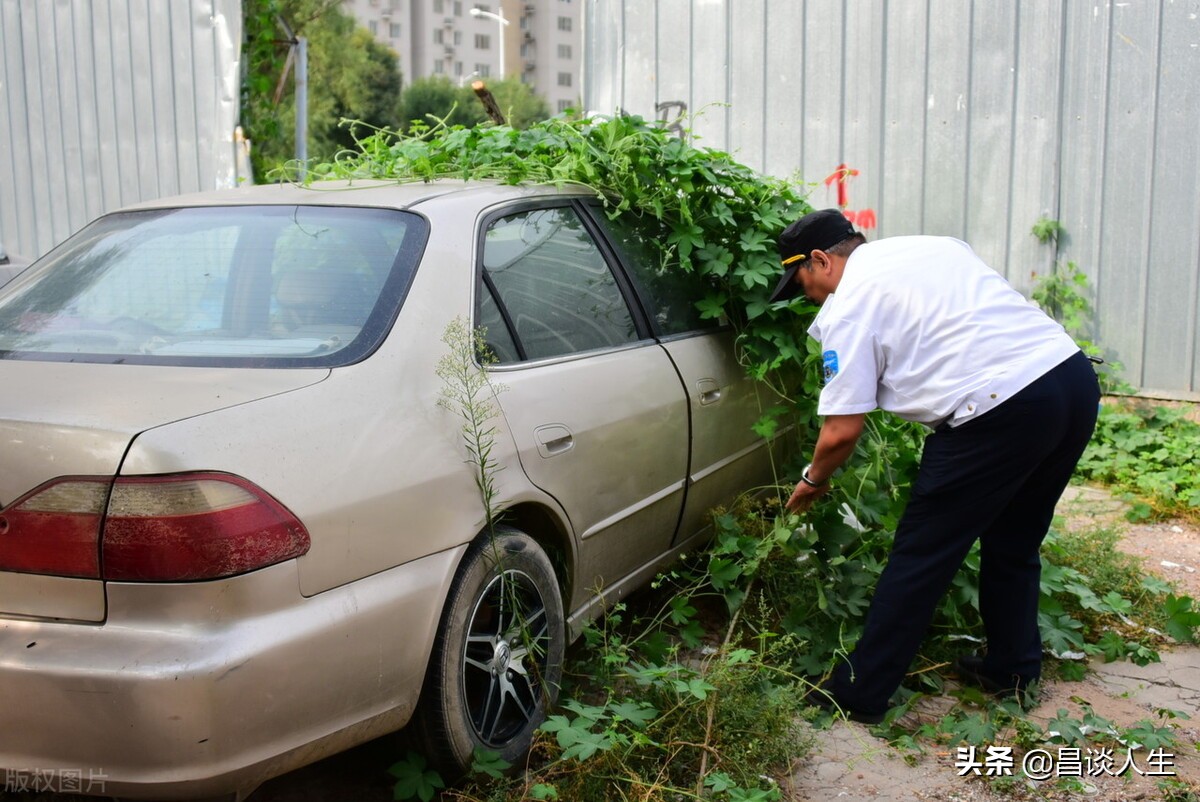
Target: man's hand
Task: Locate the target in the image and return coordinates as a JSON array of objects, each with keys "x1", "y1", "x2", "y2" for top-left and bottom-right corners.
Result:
[
  {"x1": 786, "y1": 479, "x2": 830, "y2": 513},
  {"x1": 785, "y1": 412, "x2": 867, "y2": 514}
]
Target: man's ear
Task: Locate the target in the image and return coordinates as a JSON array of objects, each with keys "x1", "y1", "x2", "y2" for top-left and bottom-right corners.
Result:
[{"x1": 809, "y1": 249, "x2": 830, "y2": 272}]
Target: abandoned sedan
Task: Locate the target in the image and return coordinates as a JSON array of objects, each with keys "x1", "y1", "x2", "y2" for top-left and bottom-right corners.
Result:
[{"x1": 0, "y1": 181, "x2": 783, "y2": 800}]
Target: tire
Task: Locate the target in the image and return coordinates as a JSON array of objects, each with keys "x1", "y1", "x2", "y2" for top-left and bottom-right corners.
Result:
[{"x1": 414, "y1": 529, "x2": 565, "y2": 778}]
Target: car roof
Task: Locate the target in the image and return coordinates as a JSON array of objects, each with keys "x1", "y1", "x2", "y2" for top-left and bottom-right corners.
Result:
[{"x1": 118, "y1": 179, "x2": 600, "y2": 215}]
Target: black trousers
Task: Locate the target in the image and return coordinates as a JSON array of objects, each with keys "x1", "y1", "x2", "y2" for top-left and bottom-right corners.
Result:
[{"x1": 831, "y1": 351, "x2": 1101, "y2": 714}]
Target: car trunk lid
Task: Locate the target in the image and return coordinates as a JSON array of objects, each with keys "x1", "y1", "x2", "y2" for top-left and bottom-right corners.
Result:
[{"x1": 0, "y1": 361, "x2": 327, "y2": 621}]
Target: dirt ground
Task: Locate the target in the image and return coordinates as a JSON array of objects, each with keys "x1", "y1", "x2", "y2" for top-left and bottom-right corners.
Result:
[{"x1": 786, "y1": 485, "x2": 1200, "y2": 802}]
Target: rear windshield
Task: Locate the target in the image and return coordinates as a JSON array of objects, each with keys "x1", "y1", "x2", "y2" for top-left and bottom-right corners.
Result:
[{"x1": 0, "y1": 205, "x2": 428, "y2": 367}]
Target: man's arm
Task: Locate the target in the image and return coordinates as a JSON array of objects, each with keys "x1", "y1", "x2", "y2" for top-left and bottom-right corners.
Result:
[{"x1": 785, "y1": 413, "x2": 867, "y2": 513}]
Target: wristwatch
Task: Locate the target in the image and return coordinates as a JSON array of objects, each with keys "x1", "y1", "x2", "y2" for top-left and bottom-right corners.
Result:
[{"x1": 800, "y1": 464, "x2": 828, "y2": 488}]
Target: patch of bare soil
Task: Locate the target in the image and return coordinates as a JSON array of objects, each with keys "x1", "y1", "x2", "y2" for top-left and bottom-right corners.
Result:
[{"x1": 786, "y1": 485, "x2": 1200, "y2": 802}]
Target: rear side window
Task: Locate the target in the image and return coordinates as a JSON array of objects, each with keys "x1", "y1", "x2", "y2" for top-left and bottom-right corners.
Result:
[
  {"x1": 586, "y1": 206, "x2": 720, "y2": 337},
  {"x1": 0, "y1": 205, "x2": 427, "y2": 367},
  {"x1": 482, "y1": 206, "x2": 638, "y2": 362}
]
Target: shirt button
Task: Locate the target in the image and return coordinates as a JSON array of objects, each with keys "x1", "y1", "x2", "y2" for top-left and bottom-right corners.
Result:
[
  {"x1": 968, "y1": 404, "x2": 975, "y2": 411},
  {"x1": 990, "y1": 393, "x2": 998, "y2": 399}
]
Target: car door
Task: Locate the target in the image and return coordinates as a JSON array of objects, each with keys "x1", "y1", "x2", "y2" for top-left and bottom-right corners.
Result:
[
  {"x1": 582, "y1": 204, "x2": 783, "y2": 544},
  {"x1": 477, "y1": 202, "x2": 690, "y2": 605}
]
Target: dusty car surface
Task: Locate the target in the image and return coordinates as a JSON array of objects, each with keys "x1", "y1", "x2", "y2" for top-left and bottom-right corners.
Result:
[{"x1": 0, "y1": 180, "x2": 784, "y2": 800}]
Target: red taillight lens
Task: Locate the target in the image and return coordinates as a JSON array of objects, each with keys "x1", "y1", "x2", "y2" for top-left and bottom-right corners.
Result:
[
  {"x1": 0, "y1": 473, "x2": 309, "y2": 581},
  {"x1": 0, "y1": 478, "x2": 108, "y2": 578},
  {"x1": 102, "y1": 473, "x2": 310, "y2": 581}
]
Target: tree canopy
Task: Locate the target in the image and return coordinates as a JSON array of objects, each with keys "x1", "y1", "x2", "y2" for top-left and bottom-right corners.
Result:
[
  {"x1": 399, "y1": 76, "x2": 552, "y2": 132},
  {"x1": 241, "y1": 0, "x2": 404, "y2": 179},
  {"x1": 242, "y1": 2, "x2": 554, "y2": 179}
]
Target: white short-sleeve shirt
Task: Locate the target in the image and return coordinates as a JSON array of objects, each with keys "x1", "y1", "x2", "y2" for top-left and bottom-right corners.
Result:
[{"x1": 808, "y1": 236, "x2": 1081, "y2": 428}]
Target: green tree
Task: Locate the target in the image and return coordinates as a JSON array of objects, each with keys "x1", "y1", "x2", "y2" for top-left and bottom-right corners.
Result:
[
  {"x1": 399, "y1": 76, "x2": 551, "y2": 131},
  {"x1": 488, "y1": 78, "x2": 553, "y2": 129},
  {"x1": 399, "y1": 76, "x2": 481, "y2": 130},
  {"x1": 241, "y1": 0, "x2": 404, "y2": 179}
]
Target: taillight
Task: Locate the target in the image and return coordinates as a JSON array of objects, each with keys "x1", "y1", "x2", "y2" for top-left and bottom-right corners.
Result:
[
  {"x1": 0, "y1": 478, "x2": 108, "y2": 578},
  {"x1": 0, "y1": 473, "x2": 309, "y2": 581}
]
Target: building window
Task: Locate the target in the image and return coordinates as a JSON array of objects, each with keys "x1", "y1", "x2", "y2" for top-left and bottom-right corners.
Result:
[
  {"x1": 433, "y1": 28, "x2": 444, "y2": 43},
  {"x1": 520, "y1": 42, "x2": 530, "y2": 57},
  {"x1": 368, "y1": 20, "x2": 379, "y2": 34},
  {"x1": 454, "y1": 1, "x2": 463, "y2": 15},
  {"x1": 454, "y1": 61, "x2": 463, "y2": 76},
  {"x1": 433, "y1": 0, "x2": 444, "y2": 11},
  {"x1": 474, "y1": 3, "x2": 490, "y2": 12},
  {"x1": 557, "y1": 72, "x2": 572, "y2": 87},
  {"x1": 453, "y1": 30, "x2": 462, "y2": 44},
  {"x1": 433, "y1": 60, "x2": 445, "y2": 74},
  {"x1": 557, "y1": 99, "x2": 572, "y2": 112},
  {"x1": 476, "y1": 63, "x2": 491, "y2": 77},
  {"x1": 557, "y1": 16, "x2": 572, "y2": 31},
  {"x1": 390, "y1": 23, "x2": 401, "y2": 38},
  {"x1": 475, "y1": 34, "x2": 491, "y2": 49},
  {"x1": 520, "y1": 15, "x2": 529, "y2": 29},
  {"x1": 558, "y1": 44, "x2": 571, "y2": 59}
]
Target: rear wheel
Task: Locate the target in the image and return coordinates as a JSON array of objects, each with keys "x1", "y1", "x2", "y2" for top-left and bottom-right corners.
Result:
[{"x1": 414, "y1": 530, "x2": 564, "y2": 777}]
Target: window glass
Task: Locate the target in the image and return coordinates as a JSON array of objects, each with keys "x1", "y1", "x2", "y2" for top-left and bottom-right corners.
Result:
[
  {"x1": 482, "y1": 207, "x2": 637, "y2": 361},
  {"x1": 587, "y1": 206, "x2": 720, "y2": 336},
  {"x1": 0, "y1": 206, "x2": 424, "y2": 367},
  {"x1": 477, "y1": 281, "x2": 519, "y2": 363}
]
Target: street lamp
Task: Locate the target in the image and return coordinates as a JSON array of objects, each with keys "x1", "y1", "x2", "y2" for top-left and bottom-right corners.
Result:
[{"x1": 469, "y1": 7, "x2": 509, "y2": 79}]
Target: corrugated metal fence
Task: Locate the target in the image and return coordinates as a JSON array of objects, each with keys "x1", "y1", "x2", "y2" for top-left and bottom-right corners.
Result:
[
  {"x1": 0, "y1": 0, "x2": 244, "y2": 261},
  {"x1": 584, "y1": 0, "x2": 1200, "y2": 399}
]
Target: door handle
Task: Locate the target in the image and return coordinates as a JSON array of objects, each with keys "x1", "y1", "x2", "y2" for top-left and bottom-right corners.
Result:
[
  {"x1": 697, "y1": 378, "x2": 722, "y2": 406},
  {"x1": 534, "y1": 424, "x2": 574, "y2": 458}
]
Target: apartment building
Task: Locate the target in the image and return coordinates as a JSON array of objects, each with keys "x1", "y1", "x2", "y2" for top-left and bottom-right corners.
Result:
[{"x1": 341, "y1": 0, "x2": 581, "y2": 114}]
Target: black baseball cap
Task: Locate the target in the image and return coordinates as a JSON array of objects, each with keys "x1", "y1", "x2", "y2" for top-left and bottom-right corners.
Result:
[{"x1": 768, "y1": 209, "x2": 858, "y2": 303}]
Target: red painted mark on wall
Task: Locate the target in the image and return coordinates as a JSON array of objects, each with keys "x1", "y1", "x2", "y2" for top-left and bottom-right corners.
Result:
[{"x1": 824, "y1": 164, "x2": 877, "y2": 230}]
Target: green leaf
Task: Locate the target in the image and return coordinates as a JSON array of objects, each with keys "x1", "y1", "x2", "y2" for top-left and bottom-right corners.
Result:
[
  {"x1": 695, "y1": 293, "x2": 729, "y2": 320},
  {"x1": 1056, "y1": 660, "x2": 1088, "y2": 682},
  {"x1": 388, "y1": 752, "x2": 445, "y2": 802},
  {"x1": 738, "y1": 228, "x2": 772, "y2": 253},
  {"x1": 667, "y1": 222, "x2": 705, "y2": 261},
  {"x1": 1121, "y1": 719, "x2": 1178, "y2": 751},
  {"x1": 678, "y1": 618, "x2": 706, "y2": 648},
  {"x1": 668, "y1": 595, "x2": 697, "y2": 625},
  {"x1": 708, "y1": 557, "x2": 744, "y2": 589},
  {"x1": 704, "y1": 771, "x2": 737, "y2": 793},
  {"x1": 752, "y1": 414, "x2": 780, "y2": 438},
  {"x1": 1163, "y1": 594, "x2": 1200, "y2": 643},
  {"x1": 942, "y1": 712, "x2": 996, "y2": 745},
  {"x1": 726, "y1": 647, "x2": 756, "y2": 665},
  {"x1": 469, "y1": 748, "x2": 510, "y2": 779},
  {"x1": 608, "y1": 700, "x2": 658, "y2": 728},
  {"x1": 529, "y1": 783, "x2": 560, "y2": 800},
  {"x1": 560, "y1": 729, "x2": 616, "y2": 761},
  {"x1": 697, "y1": 243, "x2": 735, "y2": 277},
  {"x1": 1046, "y1": 709, "x2": 1087, "y2": 745},
  {"x1": 672, "y1": 676, "x2": 718, "y2": 700}
]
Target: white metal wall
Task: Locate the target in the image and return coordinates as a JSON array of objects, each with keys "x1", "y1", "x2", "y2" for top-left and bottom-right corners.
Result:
[
  {"x1": 0, "y1": 0, "x2": 244, "y2": 260},
  {"x1": 584, "y1": 0, "x2": 1200, "y2": 399}
]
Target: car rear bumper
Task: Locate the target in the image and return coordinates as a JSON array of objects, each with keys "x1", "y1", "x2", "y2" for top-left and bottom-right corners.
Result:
[{"x1": 0, "y1": 545, "x2": 465, "y2": 800}]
